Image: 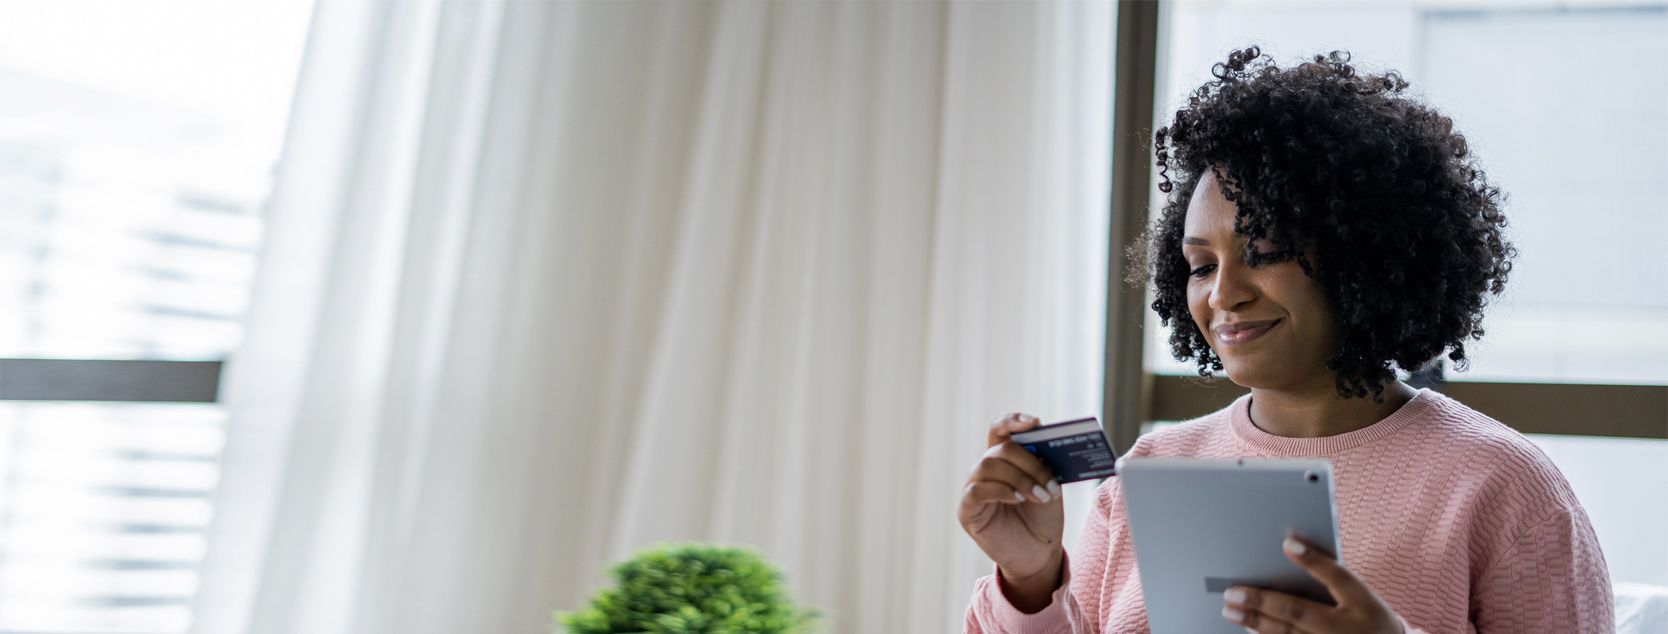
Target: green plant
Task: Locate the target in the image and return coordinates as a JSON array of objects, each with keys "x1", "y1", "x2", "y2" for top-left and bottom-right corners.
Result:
[{"x1": 555, "y1": 543, "x2": 819, "y2": 633}]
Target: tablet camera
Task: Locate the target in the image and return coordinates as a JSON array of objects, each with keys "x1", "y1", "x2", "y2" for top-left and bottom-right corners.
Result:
[{"x1": 1304, "y1": 470, "x2": 1320, "y2": 483}]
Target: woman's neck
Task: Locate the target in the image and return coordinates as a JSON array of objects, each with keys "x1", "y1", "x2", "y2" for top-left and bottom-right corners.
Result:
[{"x1": 1247, "y1": 379, "x2": 1418, "y2": 439}]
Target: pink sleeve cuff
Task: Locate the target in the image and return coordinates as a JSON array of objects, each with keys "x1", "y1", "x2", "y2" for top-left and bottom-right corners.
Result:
[{"x1": 974, "y1": 551, "x2": 1076, "y2": 634}]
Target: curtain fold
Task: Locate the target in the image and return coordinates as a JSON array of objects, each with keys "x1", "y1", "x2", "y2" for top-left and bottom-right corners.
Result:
[{"x1": 194, "y1": 2, "x2": 1113, "y2": 632}]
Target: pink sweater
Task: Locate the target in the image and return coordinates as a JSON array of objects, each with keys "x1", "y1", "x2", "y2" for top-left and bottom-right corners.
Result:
[{"x1": 964, "y1": 388, "x2": 1614, "y2": 633}]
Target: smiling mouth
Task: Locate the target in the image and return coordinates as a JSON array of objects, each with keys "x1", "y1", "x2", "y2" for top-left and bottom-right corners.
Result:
[{"x1": 1215, "y1": 319, "x2": 1281, "y2": 346}]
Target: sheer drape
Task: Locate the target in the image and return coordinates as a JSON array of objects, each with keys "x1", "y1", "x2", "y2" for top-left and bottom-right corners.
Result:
[{"x1": 193, "y1": 1, "x2": 1112, "y2": 632}]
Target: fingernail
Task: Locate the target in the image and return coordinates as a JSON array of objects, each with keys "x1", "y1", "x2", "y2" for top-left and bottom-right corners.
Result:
[
  {"x1": 1284, "y1": 537, "x2": 1306, "y2": 556},
  {"x1": 1223, "y1": 587, "x2": 1246, "y2": 603},
  {"x1": 1013, "y1": 491, "x2": 1026, "y2": 503},
  {"x1": 1046, "y1": 480, "x2": 1062, "y2": 497},
  {"x1": 1221, "y1": 606, "x2": 1243, "y2": 623},
  {"x1": 1031, "y1": 484, "x2": 1051, "y2": 503}
]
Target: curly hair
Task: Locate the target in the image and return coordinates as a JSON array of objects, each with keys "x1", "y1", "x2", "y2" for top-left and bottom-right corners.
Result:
[{"x1": 1134, "y1": 46, "x2": 1516, "y2": 401}]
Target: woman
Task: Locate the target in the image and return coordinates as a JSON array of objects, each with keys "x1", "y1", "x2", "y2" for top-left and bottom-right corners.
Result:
[{"x1": 959, "y1": 48, "x2": 1613, "y2": 633}]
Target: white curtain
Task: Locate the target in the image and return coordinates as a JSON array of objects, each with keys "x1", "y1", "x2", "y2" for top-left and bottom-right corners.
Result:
[{"x1": 192, "y1": 1, "x2": 1113, "y2": 632}]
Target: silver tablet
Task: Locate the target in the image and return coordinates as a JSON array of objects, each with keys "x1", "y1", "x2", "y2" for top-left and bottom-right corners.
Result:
[{"x1": 1120, "y1": 458, "x2": 1342, "y2": 634}]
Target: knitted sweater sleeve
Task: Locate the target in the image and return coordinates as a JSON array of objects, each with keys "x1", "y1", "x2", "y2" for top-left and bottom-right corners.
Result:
[
  {"x1": 1462, "y1": 505, "x2": 1614, "y2": 633},
  {"x1": 962, "y1": 479, "x2": 1119, "y2": 633}
]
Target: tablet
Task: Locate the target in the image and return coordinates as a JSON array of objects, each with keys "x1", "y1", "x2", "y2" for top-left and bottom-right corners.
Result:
[{"x1": 1120, "y1": 458, "x2": 1342, "y2": 633}]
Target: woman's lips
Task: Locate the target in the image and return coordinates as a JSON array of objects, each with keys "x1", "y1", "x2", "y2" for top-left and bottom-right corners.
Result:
[{"x1": 1215, "y1": 319, "x2": 1281, "y2": 346}]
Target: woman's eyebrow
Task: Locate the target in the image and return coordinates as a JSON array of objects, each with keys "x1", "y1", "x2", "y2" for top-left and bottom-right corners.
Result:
[{"x1": 1183, "y1": 236, "x2": 1210, "y2": 246}]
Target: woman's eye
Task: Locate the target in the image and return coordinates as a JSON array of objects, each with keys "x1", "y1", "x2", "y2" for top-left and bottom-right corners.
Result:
[
  {"x1": 1249, "y1": 249, "x2": 1295, "y2": 265},
  {"x1": 1189, "y1": 264, "x2": 1215, "y2": 278}
]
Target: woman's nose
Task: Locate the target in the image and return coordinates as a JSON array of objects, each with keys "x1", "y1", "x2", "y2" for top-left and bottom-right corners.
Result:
[{"x1": 1208, "y1": 261, "x2": 1256, "y2": 311}]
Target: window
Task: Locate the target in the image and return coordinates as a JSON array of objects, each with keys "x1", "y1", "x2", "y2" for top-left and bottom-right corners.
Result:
[
  {"x1": 1116, "y1": 0, "x2": 1668, "y2": 587},
  {"x1": 1144, "y1": 1, "x2": 1668, "y2": 388},
  {"x1": 0, "y1": 2, "x2": 312, "y2": 631}
]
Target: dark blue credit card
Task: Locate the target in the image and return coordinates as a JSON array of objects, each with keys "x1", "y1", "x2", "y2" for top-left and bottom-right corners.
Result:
[{"x1": 1011, "y1": 417, "x2": 1118, "y2": 484}]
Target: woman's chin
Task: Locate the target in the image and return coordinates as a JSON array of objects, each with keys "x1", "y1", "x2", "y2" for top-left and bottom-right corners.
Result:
[
  {"x1": 1221, "y1": 360, "x2": 1330, "y2": 393},
  {"x1": 1220, "y1": 362, "x2": 1279, "y2": 390}
]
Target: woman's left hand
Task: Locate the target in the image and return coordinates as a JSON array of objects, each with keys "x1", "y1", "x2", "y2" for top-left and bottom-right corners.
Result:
[{"x1": 1221, "y1": 537, "x2": 1405, "y2": 634}]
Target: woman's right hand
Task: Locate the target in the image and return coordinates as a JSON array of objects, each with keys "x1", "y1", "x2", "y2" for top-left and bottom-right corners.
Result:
[{"x1": 958, "y1": 413, "x2": 1066, "y2": 610}]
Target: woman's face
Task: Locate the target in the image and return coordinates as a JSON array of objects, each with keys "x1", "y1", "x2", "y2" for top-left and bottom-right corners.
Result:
[{"x1": 1181, "y1": 171, "x2": 1339, "y2": 391}]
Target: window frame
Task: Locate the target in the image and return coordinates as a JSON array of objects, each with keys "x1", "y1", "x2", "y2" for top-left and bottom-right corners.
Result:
[{"x1": 0, "y1": 359, "x2": 222, "y2": 403}]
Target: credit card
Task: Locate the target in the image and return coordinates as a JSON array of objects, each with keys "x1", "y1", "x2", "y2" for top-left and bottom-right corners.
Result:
[{"x1": 1010, "y1": 417, "x2": 1119, "y2": 484}]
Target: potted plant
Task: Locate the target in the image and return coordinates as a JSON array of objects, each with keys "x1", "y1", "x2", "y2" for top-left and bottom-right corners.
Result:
[{"x1": 556, "y1": 543, "x2": 819, "y2": 633}]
